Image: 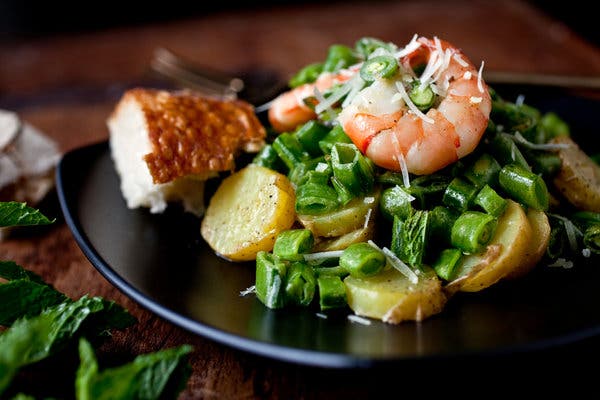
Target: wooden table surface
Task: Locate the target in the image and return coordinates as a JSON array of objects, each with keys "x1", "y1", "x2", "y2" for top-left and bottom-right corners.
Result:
[{"x1": 2, "y1": 0, "x2": 600, "y2": 397}]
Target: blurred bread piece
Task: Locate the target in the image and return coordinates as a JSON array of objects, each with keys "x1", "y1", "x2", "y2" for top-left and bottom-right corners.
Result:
[{"x1": 108, "y1": 88, "x2": 266, "y2": 216}]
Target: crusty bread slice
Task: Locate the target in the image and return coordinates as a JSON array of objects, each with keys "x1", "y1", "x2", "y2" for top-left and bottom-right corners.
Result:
[{"x1": 108, "y1": 88, "x2": 265, "y2": 216}]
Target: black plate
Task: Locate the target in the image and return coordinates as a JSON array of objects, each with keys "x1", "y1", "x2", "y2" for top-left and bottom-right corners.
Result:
[{"x1": 56, "y1": 85, "x2": 600, "y2": 368}]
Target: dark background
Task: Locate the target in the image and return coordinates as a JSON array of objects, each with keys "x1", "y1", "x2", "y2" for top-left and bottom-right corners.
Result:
[{"x1": 0, "y1": 1, "x2": 598, "y2": 47}]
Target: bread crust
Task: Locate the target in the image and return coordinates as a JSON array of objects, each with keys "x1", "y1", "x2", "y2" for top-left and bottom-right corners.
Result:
[{"x1": 110, "y1": 88, "x2": 266, "y2": 184}]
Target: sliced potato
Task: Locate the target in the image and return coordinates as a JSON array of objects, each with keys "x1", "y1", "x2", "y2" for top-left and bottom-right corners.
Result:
[
  {"x1": 344, "y1": 268, "x2": 447, "y2": 324},
  {"x1": 297, "y1": 191, "x2": 379, "y2": 238},
  {"x1": 312, "y1": 224, "x2": 374, "y2": 252},
  {"x1": 552, "y1": 136, "x2": 600, "y2": 212},
  {"x1": 504, "y1": 208, "x2": 550, "y2": 279},
  {"x1": 446, "y1": 200, "x2": 532, "y2": 293},
  {"x1": 200, "y1": 164, "x2": 295, "y2": 261}
]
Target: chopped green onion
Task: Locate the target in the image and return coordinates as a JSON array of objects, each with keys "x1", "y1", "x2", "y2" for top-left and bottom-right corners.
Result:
[
  {"x1": 339, "y1": 242, "x2": 386, "y2": 278},
  {"x1": 498, "y1": 164, "x2": 549, "y2": 211},
  {"x1": 451, "y1": 211, "x2": 497, "y2": 254},
  {"x1": 273, "y1": 229, "x2": 315, "y2": 261},
  {"x1": 359, "y1": 55, "x2": 399, "y2": 82}
]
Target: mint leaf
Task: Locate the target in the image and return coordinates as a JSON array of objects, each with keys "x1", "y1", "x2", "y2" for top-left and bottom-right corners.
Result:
[
  {"x1": 0, "y1": 261, "x2": 46, "y2": 284},
  {"x1": 0, "y1": 261, "x2": 68, "y2": 326},
  {"x1": 0, "y1": 202, "x2": 55, "y2": 228},
  {"x1": 76, "y1": 338, "x2": 192, "y2": 400},
  {"x1": 0, "y1": 296, "x2": 136, "y2": 394}
]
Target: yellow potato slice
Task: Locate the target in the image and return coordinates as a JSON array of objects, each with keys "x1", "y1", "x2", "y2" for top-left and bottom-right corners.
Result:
[
  {"x1": 344, "y1": 268, "x2": 447, "y2": 324},
  {"x1": 200, "y1": 164, "x2": 295, "y2": 261},
  {"x1": 446, "y1": 200, "x2": 532, "y2": 293},
  {"x1": 297, "y1": 191, "x2": 379, "y2": 238},
  {"x1": 504, "y1": 208, "x2": 550, "y2": 279},
  {"x1": 552, "y1": 136, "x2": 600, "y2": 212}
]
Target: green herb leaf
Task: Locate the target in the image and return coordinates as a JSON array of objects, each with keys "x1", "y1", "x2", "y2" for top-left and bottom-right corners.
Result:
[
  {"x1": 76, "y1": 338, "x2": 192, "y2": 400},
  {"x1": 0, "y1": 261, "x2": 68, "y2": 326},
  {"x1": 391, "y1": 210, "x2": 429, "y2": 268},
  {"x1": 0, "y1": 202, "x2": 55, "y2": 228},
  {"x1": 0, "y1": 296, "x2": 136, "y2": 394}
]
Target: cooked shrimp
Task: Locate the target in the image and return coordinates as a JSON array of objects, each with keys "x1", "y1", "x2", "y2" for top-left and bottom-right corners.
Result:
[
  {"x1": 339, "y1": 36, "x2": 491, "y2": 175},
  {"x1": 268, "y1": 71, "x2": 353, "y2": 132}
]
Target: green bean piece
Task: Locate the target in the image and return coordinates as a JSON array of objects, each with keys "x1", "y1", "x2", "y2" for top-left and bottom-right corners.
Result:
[
  {"x1": 255, "y1": 251, "x2": 287, "y2": 309},
  {"x1": 583, "y1": 225, "x2": 600, "y2": 254},
  {"x1": 442, "y1": 177, "x2": 479, "y2": 212},
  {"x1": 491, "y1": 99, "x2": 540, "y2": 139},
  {"x1": 539, "y1": 112, "x2": 570, "y2": 140},
  {"x1": 546, "y1": 224, "x2": 566, "y2": 259},
  {"x1": 318, "y1": 125, "x2": 352, "y2": 154},
  {"x1": 295, "y1": 182, "x2": 339, "y2": 215},
  {"x1": 331, "y1": 176, "x2": 355, "y2": 206},
  {"x1": 295, "y1": 120, "x2": 330, "y2": 156},
  {"x1": 429, "y1": 206, "x2": 459, "y2": 247},
  {"x1": 360, "y1": 55, "x2": 399, "y2": 82},
  {"x1": 488, "y1": 133, "x2": 531, "y2": 171},
  {"x1": 273, "y1": 229, "x2": 315, "y2": 261},
  {"x1": 451, "y1": 211, "x2": 498, "y2": 254},
  {"x1": 289, "y1": 62, "x2": 324, "y2": 88},
  {"x1": 288, "y1": 157, "x2": 328, "y2": 187},
  {"x1": 527, "y1": 151, "x2": 562, "y2": 178},
  {"x1": 252, "y1": 144, "x2": 286, "y2": 172},
  {"x1": 317, "y1": 275, "x2": 347, "y2": 310},
  {"x1": 409, "y1": 82, "x2": 436, "y2": 111},
  {"x1": 432, "y1": 248, "x2": 462, "y2": 281},
  {"x1": 331, "y1": 143, "x2": 374, "y2": 196},
  {"x1": 498, "y1": 164, "x2": 549, "y2": 211},
  {"x1": 571, "y1": 211, "x2": 600, "y2": 229},
  {"x1": 323, "y1": 44, "x2": 358, "y2": 73},
  {"x1": 285, "y1": 262, "x2": 317, "y2": 306},
  {"x1": 474, "y1": 185, "x2": 508, "y2": 217},
  {"x1": 379, "y1": 185, "x2": 414, "y2": 221},
  {"x1": 299, "y1": 169, "x2": 331, "y2": 187},
  {"x1": 464, "y1": 153, "x2": 502, "y2": 189},
  {"x1": 314, "y1": 265, "x2": 349, "y2": 278},
  {"x1": 591, "y1": 153, "x2": 600, "y2": 165},
  {"x1": 339, "y1": 242, "x2": 386, "y2": 278},
  {"x1": 391, "y1": 211, "x2": 429, "y2": 268},
  {"x1": 272, "y1": 133, "x2": 310, "y2": 170},
  {"x1": 355, "y1": 37, "x2": 395, "y2": 59}
]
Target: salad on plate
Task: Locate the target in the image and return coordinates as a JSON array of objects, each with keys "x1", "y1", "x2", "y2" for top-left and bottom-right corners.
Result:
[{"x1": 199, "y1": 35, "x2": 600, "y2": 324}]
